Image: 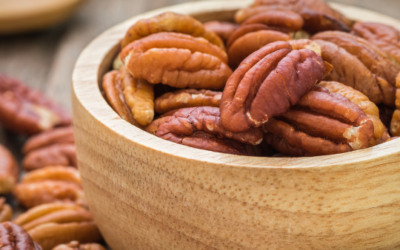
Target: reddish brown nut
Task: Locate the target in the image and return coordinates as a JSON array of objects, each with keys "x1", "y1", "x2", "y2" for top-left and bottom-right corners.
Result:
[
  {"x1": 147, "y1": 107, "x2": 263, "y2": 145},
  {"x1": 0, "y1": 198, "x2": 13, "y2": 222},
  {"x1": 240, "y1": 0, "x2": 352, "y2": 33},
  {"x1": 0, "y1": 222, "x2": 42, "y2": 250},
  {"x1": 52, "y1": 241, "x2": 106, "y2": 250},
  {"x1": 23, "y1": 144, "x2": 77, "y2": 171},
  {"x1": 154, "y1": 89, "x2": 221, "y2": 114},
  {"x1": 313, "y1": 31, "x2": 399, "y2": 106},
  {"x1": 352, "y1": 22, "x2": 400, "y2": 65},
  {"x1": 227, "y1": 29, "x2": 291, "y2": 69},
  {"x1": 14, "y1": 203, "x2": 102, "y2": 250},
  {"x1": 0, "y1": 145, "x2": 19, "y2": 194},
  {"x1": 121, "y1": 12, "x2": 225, "y2": 50},
  {"x1": 203, "y1": 21, "x2": 238, "y2": 43},
  {"x1": 263, "y1": 86, "x2": 374, "y2": 156},
  {"x1": 313, "y1": 39, "x2": 385, "y2": 105},
  {"x1": 14, "y1": 166, "x2": 83, "y2": 208},
  {"x1": 23, "y1": 126, "x2": 74, "y2": 154},
  {"x1": 318, "y1": 81, "x2": 388, "y2": 146},
  {"x1": 0, "y1": 75, "x2": 71, "y2": 135},
  {"x1": 220, "y1": 40, "x2": 326, "y2": 132},
  {"x1": 121, "y1": 32, "x2": 232, "y2": 90},
  {"x1": 242, "y1": 10, "x2": 304, "y2": 33}
]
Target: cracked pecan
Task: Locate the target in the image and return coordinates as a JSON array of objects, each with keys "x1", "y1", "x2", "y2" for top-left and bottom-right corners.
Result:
[
  {"x1": 121, "y1": 12, "x2": 224, "y2": 50},
  {"x1": 0, "y1": 198, "x2": 12, "y2": 222},
  {"x1": 0, "y1": 145, "x2": 19, "y2": 194},
  {"x1": 352, "y1": 22, "x2": 400, "y2": 65},
  {"x1": 14, "y1": 203, "x2": 101, "y2": 250},
  {"x1": 103, "y1": 66, "x2": 154, "y2": 126},
  {"x1": 0, "y1": 222, "x2": 42, "y2": 250},
  {"x1": 146, "y1": 107, "x2": 263, "y2": 155},
  {"x1": 203, "y1": 21, "x2": 238, "y2": 43},
  {"x1": 154, "y1": 89, "x2": 221, "y2": 114},
  {"x1": 52, "y1": 241, "x2": 106, "y2": 250},
  {"x1": 14, "y1": 166, "x2": 84, "y2": 209},
  {"x1": 220, "y1": 40, "x2": 326, "y2": 132},
  {"x1": 236, "y1": 0, "x2": 352, "y2": 33},
  {"x1": 318, "y1": 81, "x2": 389, "y2": 146},
  {"x1": 121, "y1": 32, "x2": 231, "y2": 89},
  {"x1": 0, "y1": 75, "x2": 71, "y2": 135},
  {"x1": 263, "y1": 86, "x2": 374, "y2": 156},
  {"x1": 313, "y1": 31, "x2": 399, "y2": 106}
]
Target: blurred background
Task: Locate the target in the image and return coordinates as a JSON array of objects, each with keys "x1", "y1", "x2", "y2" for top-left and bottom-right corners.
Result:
[{"x1": 0, "y1": 0, "x2": 399, "y2": 115}]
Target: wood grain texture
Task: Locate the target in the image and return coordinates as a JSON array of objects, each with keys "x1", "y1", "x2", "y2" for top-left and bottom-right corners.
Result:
[{"x1": 72, "y1": 1, "x2": 400, "y2": 249}]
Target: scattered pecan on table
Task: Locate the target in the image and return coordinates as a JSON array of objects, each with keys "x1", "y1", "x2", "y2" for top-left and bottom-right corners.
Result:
[
  {"x1": 52, "y1": 241, "x2": 106, "y2": 250},
  {"x1": 0, "y1": 145, "x2": 19, "y2": 194},
  {"x1": 263, "y1": 86, "x2": 374, "y2": 156},
  {"x1": 14, "y1": 166, "x2": 84, "y2": 208},
  {"x1": 0, "y1": 198, "x2": 12, "y2": 222},
  {"x1": 0, "y1": 75, "x2": 71, "y2": 135},
  {"x1": 0, "y1": 222, "x2": 42, "y2": 250},
  {"x1": 121, "y1": 12, "x2": 225, "y2": 50},
  {"x1": 22, "y1": 126, "x2": 77, "y2": 171},
  {"x1": 220, "y1": 40, "x2": 326, "y2": 132},
  {"x1": 14, "y1": 203, "x2": 102, "y2": 250}
]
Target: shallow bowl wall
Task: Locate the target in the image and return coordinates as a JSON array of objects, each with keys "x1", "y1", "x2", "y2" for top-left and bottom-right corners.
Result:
[{"x1": 72, "y1": 1, "x2": 400, "y2": 249}]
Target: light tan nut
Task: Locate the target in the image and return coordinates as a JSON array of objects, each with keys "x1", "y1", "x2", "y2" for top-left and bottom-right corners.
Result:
[
  {"x1": 0, "y1": 145, "x2": 19, "y2": 194},
  {"x1": 14, "y1": 203, "x2": 102, "y2": 250},
  {"x1": 0, "y1": 198, "x2": 12, "y2": 222},
  {"x1": 14, "y1": 166, "x2": 84, "y2": 208},
  {"x1": 154, "y1": 89, "x2": 221, "y2": 114}
]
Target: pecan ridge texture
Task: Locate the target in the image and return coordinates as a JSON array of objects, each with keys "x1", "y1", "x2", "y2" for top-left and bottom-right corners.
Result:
[
  {"x1": 0, "y1": 222, "x2": 42, "y2": 250},
  {"x1": 0, "y1": 145, "x2": 19, "y2": 194}
]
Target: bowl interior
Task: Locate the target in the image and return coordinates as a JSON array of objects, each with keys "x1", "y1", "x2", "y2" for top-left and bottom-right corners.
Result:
[{"x1": 73, "y1": 0, "x2": 400, "y2": 169}]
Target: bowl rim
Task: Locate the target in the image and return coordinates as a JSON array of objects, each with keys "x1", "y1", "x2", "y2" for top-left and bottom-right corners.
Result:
[{"x1": 72, "y1": 0, "x2": 400, "y2": 169}]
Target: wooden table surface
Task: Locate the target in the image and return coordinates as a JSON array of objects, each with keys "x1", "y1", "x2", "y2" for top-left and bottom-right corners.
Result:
[{"x1": 0, "y1": 0, "x2": 399, "y2": 243}]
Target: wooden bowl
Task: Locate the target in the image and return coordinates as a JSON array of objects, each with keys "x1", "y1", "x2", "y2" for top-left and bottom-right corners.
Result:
[
  {"x1": 0, "y1": 0, "x2": 84, "y2": 35},
  {"x1": 72, "y1": 1, "x2": 400, "y2": 249}
]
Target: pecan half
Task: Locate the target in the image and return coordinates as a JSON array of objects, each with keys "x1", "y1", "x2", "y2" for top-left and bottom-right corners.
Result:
[
  {"x1": 52, "y1": 241, "x2": 106, "y2": 250},
  {"x1": 23, "y1": 127, "x2": 74, "y2": 154},
  {"x1": 227, "y1": 29, "x2": 291, "y2": 69},
  {"x1": 313, "y1": 39, "x2": 385, "y2": 105},
  {"x1": 352, "y1": 22, "x2": 400, "y2": 65},
  {"x1": 220, "y1": 40, "x2": 326, "y2": 132},
  {"x1": 0, "y1": 75, "x2": 71, "y2": 135},
  {"x1": 392, "y1": 110, "x2": 400, "y2": 136},
  {"x1": 154, "y1": 89, "x2": 221, "y2": 114},
  {"x1": 121, "y1": 32, "x2": 231, "y2": 89},
  {"x1": 14, "y1": 203, "x2": 102, "y2": 250},
  {"x1": 318, "y1": 81, "x2": 388, "y2": 146},
  {"x1": 0, "y1": 222, "x2": 42, "y2": 250},
  {"x1": 263, "y1": 86, "x2": 374, "y2": 156},
  {"x1": 313, "y1": 31, "x2": 399, "y2": 106},
  {"x1": 237, "y1": 0, "x2": 352, "y2": 33},
  {"x1": 0, "y1": 198, "x2": 12, "y2": 222},
  {"x1": 23, "y1": 144, "x2": 77, "y2": 171},
  {"x1": 121, "y1": 12, "x2": 224, "y2": 50},
  {"x1": 0, "y1": 145, "x2": 19, "y2": 194},
  {"x1": 203, "y1": 21, "x2": 238, "y2": 43},
  {"x1": 14, "y1": 166, "x2": 83, "y2": 208}
]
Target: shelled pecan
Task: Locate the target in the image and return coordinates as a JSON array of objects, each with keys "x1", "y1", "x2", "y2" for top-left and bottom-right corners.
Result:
[
  {"x1": 121, "y1": 32, "x2": 232, "y2": 89},
  {"x1": 154, "y1": 89, "x2": 221, "y2": 114},
  {"x1": 14, "y1": 166, "x2": 84, "y2": 208},
  {"x1": 14, "y1": 203, "x2": 102, "y2": 250},
  {"x1": 220, "y1": 40, "x2": 326, "y2": 132},
  {"x1": 52, "y1": 241, "x2": 106, "y2": 250},
  {"x1": 263, "y1": 86, "x2": 374, "y2": 156},
  {"x1": 236, "y1": 0, "x2": 352, "y2": 33},
  {"x1": 146, "y1": 107, "x2": 263, "y2": 155},
  {"x1": 318, "y1": 81, "x2": 389, "y2": 146},
  {"x1": 22, "y1": 127, "x2": 77, "y2": 171},
  {"x1": 0, "y1": 145, "x2": 19, "y2": 194},
  {"x1": 203, "y1": 21, "x2": 238, "y2": 43},
  {"x1": 0, "y1": 198, "x2": 12, "y2": 222},
  {"x1": 0, "y1": 75, "x2": 71, "y2": 135},
  {"x1": 0, "y1": 222, "x2": 42, "y2": 250},
  {"x1": 313, "y1": 31, "x2": 399, "y2": 106},
  {"x1": 121, "y1": 12, "x2": 224, "y2": 50}
]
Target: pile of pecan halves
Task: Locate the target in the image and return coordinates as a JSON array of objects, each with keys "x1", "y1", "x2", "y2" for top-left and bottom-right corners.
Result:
[
  {"x1": 0, "y1": 77, "x2": 104, "y2": 248},
  {"x1": 103, "y1": 0, "x2": 400, "y2": 157}
]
